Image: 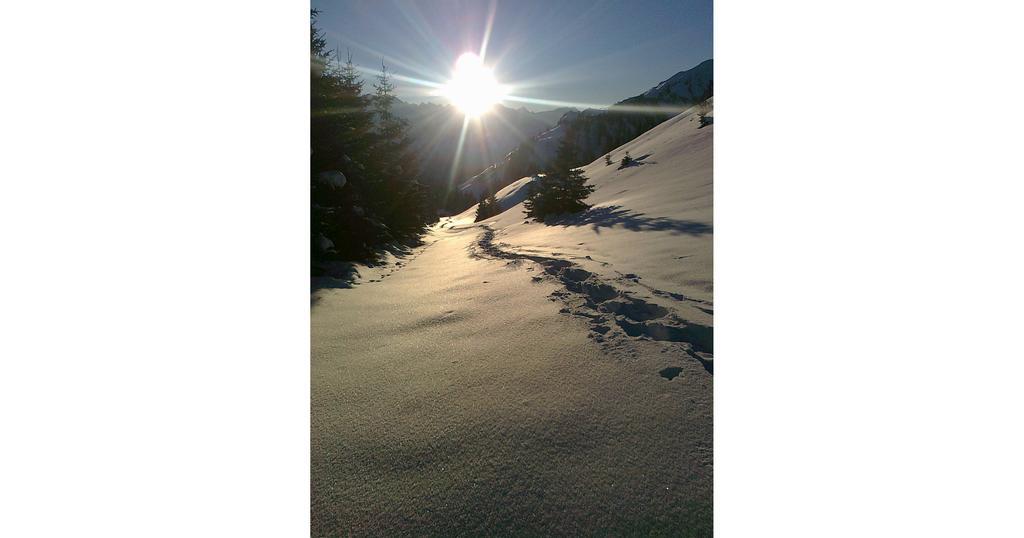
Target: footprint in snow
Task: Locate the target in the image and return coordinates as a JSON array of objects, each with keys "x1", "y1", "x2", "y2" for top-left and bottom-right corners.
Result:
[{"x1": 473, "y1": 226, "x2": 713, "y2": 374}]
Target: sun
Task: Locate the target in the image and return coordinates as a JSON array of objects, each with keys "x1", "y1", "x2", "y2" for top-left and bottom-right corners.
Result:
[{"x1": 442, "y1": 53, "x2": 506, "y2": 117}]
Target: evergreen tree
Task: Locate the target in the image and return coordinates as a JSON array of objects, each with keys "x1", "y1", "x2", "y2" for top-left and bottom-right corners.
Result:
[
  {"x1": 503, "y1": 137, "x2": 536, "y2": 184},
  {"x1": 334, "y1": 50, "x2": 375, "y2": 161},
  {"x1": 309, "y1": 12, "x2": 429, "y2": 268},
  {"x1": 474, "y1": 191, "x2": 500, "y2": 222},
  {"x1": 620, "y1": 151, "x2": 633, "y2": 168},
  {"x1": 548, "y1": 128, "x2": 579, "y2": 175},
  {"x1": 605, "y1": 154, "x2": 613, "y2": 166},
  {"x1": 311, "y1": 11, "x2": 383, "y2": 263},
  {"x1": 370, "y1": 60, "x2": 428, "y2": 237},
  {"x1": 373, "y1": 60, "x2": 407, "y2": 165},
  {"x1": 696, "y1": 99, "x2": 713, "y2": 127},
  {"x1": 475, "y1": 192, "x2": 490, "y2": 221},
  {"x1": 338, "y1": 49, "x2": 362, "y2": 96},
  {"x1": 523, "y1": 130, "x2": 594, "y2": 221}
]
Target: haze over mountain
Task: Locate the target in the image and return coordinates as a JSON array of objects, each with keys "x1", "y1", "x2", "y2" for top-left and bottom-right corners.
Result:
[
  {"x1": 392, "y1": 100, "x2": 573, "y2": 208},
  {"x1": 459, "y1": 59, "x2": 713, "y2": 199}
]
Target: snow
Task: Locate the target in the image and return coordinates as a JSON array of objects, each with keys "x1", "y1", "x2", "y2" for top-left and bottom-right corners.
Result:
[
  {"x1": 311, "y1": 100, "x2": 713, "y2": 535},
  {"x1": 641, "y1": 59, "x2": 713, "y2": 102},
  {"x1": 455, "y1": 99, "x2": 713, "y2": 323},
  {"x1": 489, "y1": 174, "x2": 538, "y2": 211}
]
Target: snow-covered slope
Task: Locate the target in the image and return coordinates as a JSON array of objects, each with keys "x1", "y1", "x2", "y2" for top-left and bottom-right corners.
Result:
[
  {"x1": 391, "y1": 100, "x2": 571, "y2": 199},
  {"x1": 457, "y1": 60, "x2": 712, "y2": 202},
  {"x1": 457, "y1": 112, "x2": 577, "y2": 200},
  {"x1": 488, "y1": 174, "x2": 539, "y2": 211},
  {"x1": 628, "y1": 59, "x2": 713, "y2": 103},
  {"x1": 312, "y1": 100, "x2": 713, "y2": 535},
  {"x1": 454, "y1": 100, "x2": 713, "y2": 325}
]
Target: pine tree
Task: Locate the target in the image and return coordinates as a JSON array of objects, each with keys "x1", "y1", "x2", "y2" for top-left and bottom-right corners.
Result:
[
  {"x1": 373, "y1": 60, "x2": 405, "y2": 161},
  {"x1": 338, "y1": 49, "x2": 362, "y2": 95},
  {"x1": 475, "y1": 191, "x2": 500, "y2": 222},
  {"x1": 620, "y1": 151, "x2": 633, "y2": 168},
  {"x1": 310, "y1": 12, "x2": 428, "y2": 265},
  {"x1": 504, "y1": 137, "x2": 536, "y2": 184},
  {"x1": 370, "y1": 60, "x2": 428, "y2": 236},
  {"x1": 311, "y1": 10, "x2": 384, "y2": 262},
  {"x1": 523, "y1": 130, "x2": 594, "y2": 221},
  {"x1": 548, "y1": 128, "x2": 579, "y2": 176},
  {"x1": 605, "y1": 154, "x2": 613, "y2": 166},
  {"x1": 697, "y1": 99, "x2": 713, "y2": 127},
  {"x1": 475, "y1": 192, "x2": 488, "y2": 221}
]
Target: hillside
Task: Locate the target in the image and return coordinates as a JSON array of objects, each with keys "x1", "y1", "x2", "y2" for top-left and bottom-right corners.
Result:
[
  {"x1": 455, "y1": 99, "x2": 713, "y2": 330},
  {"x1": 392, "y1": 100, "x2": 573, "y2": 205},
  {"x1": 458, "y1": 59, "x2": 712, "y2": 200},
  {"x1": 312, "y1": 101, "x2": 713, "y2": 535}
]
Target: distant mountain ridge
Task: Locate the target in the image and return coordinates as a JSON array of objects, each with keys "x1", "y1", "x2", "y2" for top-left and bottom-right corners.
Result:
[
  {"x1": 391, "y1": 100, "x2": 574, "y2": 210},
  {"x1": 458, "y1": 59, "x2": 713, "y2": 200},
  {"x1": 622, "y1": 59, "x2": 713, "y2": 105}
]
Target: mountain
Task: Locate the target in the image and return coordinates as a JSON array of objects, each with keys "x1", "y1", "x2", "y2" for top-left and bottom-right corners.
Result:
[
  {"x1": 531, "y1": 106, "x2": 576, "y2": 126},
  {"x1": 390, "y1": 100, "x2": 574, "y2": 209},
  {"x1": 620, "y1": 58, "x2": 713, "y2": 105},
  {"x1": 458, "y1": 59, "x2": 713, "y2": 200}
]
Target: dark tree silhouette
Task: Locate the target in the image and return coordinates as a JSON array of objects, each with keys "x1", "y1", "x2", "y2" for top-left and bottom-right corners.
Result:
[
  {"x1": 474, "y1": 192, "x2": 500, "y2": 222},
  {"x1": 523, "y1": 130, "x2": 594, "y2": 221},
  {"x1": 370, "y1": 59, "x2": 429, "y2": 237},
  {"x1": 620, "y1": 151, "x2": 633, "y2": 168},
  {"x1": 310, "y1": 11, "x2": 430, "y2": 270}
]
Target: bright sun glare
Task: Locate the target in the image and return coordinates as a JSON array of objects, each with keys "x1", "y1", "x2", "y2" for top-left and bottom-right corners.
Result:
[{"x1": 442, "y1": 53, "x2": 505, "y2": 117}]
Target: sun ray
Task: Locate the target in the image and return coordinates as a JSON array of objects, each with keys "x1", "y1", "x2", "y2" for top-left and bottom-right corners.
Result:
[
  {"x1": 325, "y1": 32, "x2": 449, "y2": 86},
  {"x1": 449, "y1": 115, "x2": 472, "y2": 191},
  {"x1": 484, "y1": 109, "x2": 533, "y2": 153},
  {"x1": 479, "y1": 0, "x2": 498, "y2": 62},
  {"x1": 470, "y1": 117, "x2": 494, "y2": 174},
  {"x1": 391, "y1": 0, "x2": 460, "y2": 70},
  {"x1": 494, "y1": 33, "x2": 677, "y2": 97},
  {"x1": 484, "y1": 1, "x2": 613, "y2": 81}
]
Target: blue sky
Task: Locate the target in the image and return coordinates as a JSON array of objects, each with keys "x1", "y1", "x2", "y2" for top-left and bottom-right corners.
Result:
[{"x1": 311, "y1": 0, "x2": 712, "y2": 111}]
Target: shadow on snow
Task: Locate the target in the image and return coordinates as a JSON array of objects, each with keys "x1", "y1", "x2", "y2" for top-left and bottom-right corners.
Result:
[
  {"x1": 617, "y1": 153, "x2": 653, "y2": 169},
  {"x1": 311, "y1": 239, "x2": 424, "y2": 306},
  {"x1": 545, "y1": 205, "x2": 712, "y2": 236}
]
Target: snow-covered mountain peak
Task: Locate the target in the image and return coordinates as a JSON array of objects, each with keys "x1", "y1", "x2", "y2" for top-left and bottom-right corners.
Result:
[{"x1": 635, "y1": 59, "x2": 713, "y2": 103}]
